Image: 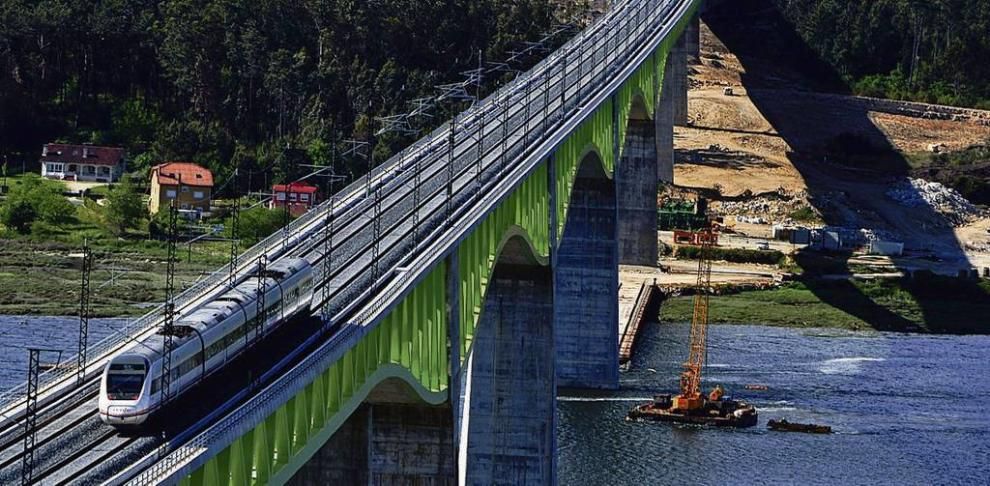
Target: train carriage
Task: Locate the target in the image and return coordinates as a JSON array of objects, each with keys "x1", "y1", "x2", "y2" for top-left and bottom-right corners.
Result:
[{"x1": 99, "y1": 258, "x2": 314, "y2": 426}]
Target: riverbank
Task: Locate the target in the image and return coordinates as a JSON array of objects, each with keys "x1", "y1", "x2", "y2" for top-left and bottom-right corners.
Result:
[
  {"x1": 0, "y1": 239, "x2": 230, "y2": 317},
  {"x1": 660, "y1": 277, "x2": 990, "y2": 333}
]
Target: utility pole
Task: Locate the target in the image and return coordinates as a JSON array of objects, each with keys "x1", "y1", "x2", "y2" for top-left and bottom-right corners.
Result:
[
  {"x1": 372, "y1": 183, "x2": 381, "y2": 284},
  {"x1": 21, "y1": 347, "x2": 60, "y2": 486},
  {"x1": 76, "y1": 241, "x2": 93, "y2": 385},
  {"x1": 254, "y1": 254, "x2": 267, "y2": 343},
  {"x1": 228, "y1": 189, "x2": 240, "y2": 288},
  {"x1": 321, "y1": 195, "x2": 335, "y2": 326},
  {"x1": 159, "y1": 201, "x2": 179, "y2": 407},
  {"x1": 446, "y1": 116, "x2": 456, "y2": 227}
]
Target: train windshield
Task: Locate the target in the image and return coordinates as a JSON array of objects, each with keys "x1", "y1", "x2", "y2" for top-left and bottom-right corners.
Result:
[{"x1": 107, "y1": 363, "x2": 145, "y2": 400}]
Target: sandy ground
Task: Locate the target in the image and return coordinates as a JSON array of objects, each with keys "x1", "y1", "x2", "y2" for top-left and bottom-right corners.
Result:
[{"x1": 669, "y1": 20, "x2": 990, "y2": 274}]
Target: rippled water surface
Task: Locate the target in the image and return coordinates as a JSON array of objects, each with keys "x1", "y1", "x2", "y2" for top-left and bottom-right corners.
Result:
[
  {"x1": 558, "y1": 323, "x2": 990, "y2": 485},
  {"x1": 0, "y1": 315, "x2": 126, "y2": 390}
]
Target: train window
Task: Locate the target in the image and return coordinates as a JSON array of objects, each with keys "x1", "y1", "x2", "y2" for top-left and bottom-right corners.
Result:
[
  {"x1": 110, "y1": 363, "x2": 145, "y2": 372},
  {"x1": 207, "y1": 341, "x2": 223, "y2": 359},
  {"x1": 107, "y1": 372, "x2": 144, "y2": 400},
  {"x1": 151, "y1": 378, "x2": 160, "y2": 394}
]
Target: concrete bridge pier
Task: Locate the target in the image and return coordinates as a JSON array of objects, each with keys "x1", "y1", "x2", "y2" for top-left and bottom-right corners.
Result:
[
  {"x1": 657, "y1": 14, "x2": 694, "y2": 182},
  {"x1": 617, "y1": 99, "x2": 659, "y2": 266},
  {"x1": 685, "y1": 13, "x2": 701, "y2": 65},
  {"x1": 671, "y1": 30, "x2": 689, "y2": 126},
  {"x1": 554, "y1": 153, "x2": 619, "y2": 390},
  {"x1": 460, "y1": 236, "x2": 555, "y2": 485}
]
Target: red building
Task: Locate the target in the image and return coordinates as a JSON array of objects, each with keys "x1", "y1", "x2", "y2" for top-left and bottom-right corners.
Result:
[{"x1": 270, "y1": 182, "x2": 319, "y2": 216}]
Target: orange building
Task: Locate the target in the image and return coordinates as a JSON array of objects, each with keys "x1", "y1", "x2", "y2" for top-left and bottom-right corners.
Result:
[{"x1": 149, "y1": 162, "x2": 214, "y2": 215}]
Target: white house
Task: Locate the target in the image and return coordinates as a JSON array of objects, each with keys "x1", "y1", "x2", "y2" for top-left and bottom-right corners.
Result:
[{"x1": 40, "y1": 143, "x2": 126, "y2": 183}]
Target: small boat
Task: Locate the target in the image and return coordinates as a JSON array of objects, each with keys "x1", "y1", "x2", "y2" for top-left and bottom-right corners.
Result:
[{"x1": 767, "y1": 418, "x2": 831, "y2": 434}]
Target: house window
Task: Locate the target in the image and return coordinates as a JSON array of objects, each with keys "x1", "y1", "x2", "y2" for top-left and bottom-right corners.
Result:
[
  {"x1": 193, "y1": 191, "x2": 204, "y2": 199},
  {"x1": 47, "y1": 163, "x2": 64, "y2": 173},
  {"x1": 181, "y1": 186, "x2": 189, "y2": 193},
  {"x1": 289, "y1": 193, "x2": 297, "y2": 202},
  {"x1": 166, "y1": 190, "x2": 177, "y2": 198},
  {"x1": 276, "y1": 192, "x2": 286, "y2": 201},
  {"x1": 84, "y1": 166, "x2": 95, "y2": 175},
  {"x1": 300, "y1": 194, "x2": 309, "y2": 202},
  {"x1": 100, "y1": 167, "x2": 110, "y2": 175}
]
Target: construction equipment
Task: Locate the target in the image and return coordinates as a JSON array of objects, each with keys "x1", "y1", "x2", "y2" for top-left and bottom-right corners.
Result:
[
  {"x1": 671, "y1": 227, "x2": 715, "y2": 412},
  {"x1": 627, "y1": 224, "x2": 757, "y2": 427}
]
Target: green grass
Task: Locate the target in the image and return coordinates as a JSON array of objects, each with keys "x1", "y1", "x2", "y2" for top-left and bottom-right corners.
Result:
[
  {"x1": 787, "y1": 206, "x2": 820, "y2": 223},
  {"x1": 661, "y1": 279, "x2": 990, "y2": 333},
  {"x1": 0, "y1": 238, "x2": 230, "y2": 317}
]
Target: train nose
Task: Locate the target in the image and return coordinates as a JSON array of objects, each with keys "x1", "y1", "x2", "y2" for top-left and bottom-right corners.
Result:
[
  {"x1": 107, "y1": 405, "x2": 133, "y2": 416},
  {"x1": 103, "y1": 404, "x2": 148, "y2": 425}
]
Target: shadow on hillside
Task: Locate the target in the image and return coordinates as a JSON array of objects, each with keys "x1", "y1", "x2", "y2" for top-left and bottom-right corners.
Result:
[{"x1": 702, "y1": 0, "x2": 988, "y2": 333}]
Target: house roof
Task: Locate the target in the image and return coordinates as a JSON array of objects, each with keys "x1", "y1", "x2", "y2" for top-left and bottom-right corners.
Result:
[
  {"x1": 273, "y1": 182, "x2": 318, "y2": 194},
  {"x1": 152, "y1": 162, "x2": 214, "y2": 187},
  {"x1": 40, "y1": 143, "x2": 125, "y2": 167}
]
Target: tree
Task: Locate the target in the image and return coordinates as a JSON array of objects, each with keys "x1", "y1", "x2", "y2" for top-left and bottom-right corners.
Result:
[
  {"x1": 105, "y1": 176, "x2": 146, "y2": 235},
  {"x1": 231, "y1": 206, "x2": 287, "y2": 244},
  {"x1": 0, "y1": 174, "x2": 74, "y2": 226},
  {"x1": 1, "y1": 200, "x2": 37, "y2": 233}
]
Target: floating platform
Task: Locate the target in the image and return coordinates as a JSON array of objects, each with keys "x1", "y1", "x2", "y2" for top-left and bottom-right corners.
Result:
[
  {"x1": 626, "y1": 394, "x2": 758, "y2": 428},
  {"x1": 767, "y1": 419, "x2": 831, "y2": 434}
]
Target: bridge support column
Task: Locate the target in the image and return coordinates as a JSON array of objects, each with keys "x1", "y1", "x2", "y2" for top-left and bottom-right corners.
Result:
[
  {"x1": 672, "y1": 30, "x2": 689, "y2": 126},
  {"x1": 617, "y1": 111, "x2": 659, "y2": 266},
  {"x1": 685, "y1": 13, "x2": 701, "y2": 65},
  {"x1": 462, "y1": 237, "x2": 555, "y2": 484},
  {"x1": 554, "y1": 156, "x2": 619, "y2": 389},
  {"x1": 289, "y1": 401, "x2": 455, "y2": 484},
  {"x1": 657, "y1": 52, "x2": 676, "y2": 183}
]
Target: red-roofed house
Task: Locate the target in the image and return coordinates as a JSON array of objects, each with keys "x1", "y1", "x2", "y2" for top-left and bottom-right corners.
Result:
[
  {"x1": 149, "y1": 162, "x2": 214, "y2": 215},
  {"x1": 40, "y1": 143, "x2": 126, "y2": 182},
  {"x1": 270, "y1": 182, "x2": 319, "y2": 217}
]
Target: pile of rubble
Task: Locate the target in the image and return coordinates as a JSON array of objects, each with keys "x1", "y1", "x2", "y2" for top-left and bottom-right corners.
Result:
[
  {"x1": 714, "y1": 189, "x2": 817, "y2": 223},
  {"x1": 885, "y1": 178, "x2": 984, "y2": 226}
]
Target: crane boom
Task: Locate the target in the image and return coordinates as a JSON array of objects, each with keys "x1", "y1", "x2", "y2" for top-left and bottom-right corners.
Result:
[{"x1": 672, "y1": 227, "x2": 714, "y2": 412}]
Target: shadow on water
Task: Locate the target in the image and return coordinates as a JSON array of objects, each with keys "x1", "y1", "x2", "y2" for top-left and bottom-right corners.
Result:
[{"x1": 701, "y1": 0, "x2": 989, "y2": 333}]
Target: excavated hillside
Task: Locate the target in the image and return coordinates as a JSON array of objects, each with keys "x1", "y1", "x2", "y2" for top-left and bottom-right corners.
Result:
[{"x1": 670, "y1": 6, "x2": 990, "y2": 272}]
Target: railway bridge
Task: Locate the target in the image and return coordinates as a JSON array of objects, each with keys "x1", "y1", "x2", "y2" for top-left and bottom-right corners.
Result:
[{"x1": 0, "y1": 0, "x2": 702, "y2": 483}]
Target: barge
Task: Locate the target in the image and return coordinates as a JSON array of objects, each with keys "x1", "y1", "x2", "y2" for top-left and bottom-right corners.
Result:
[{"x1": 627, "y1": 393, "x2": 758, "y2": 427}]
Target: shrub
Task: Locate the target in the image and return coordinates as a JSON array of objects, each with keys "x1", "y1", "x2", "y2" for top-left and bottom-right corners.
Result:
[
  {"x1": 105, "y1": 176, "x2": 147, "y2": 235},
  {"x1": 0, "y1": 174, "x2": 75, "y2": 229},
  {"x1": 676, "y1": 245, "x2": 785, "y2": 266},
  {"x1": 227, "y1": 206, "x2": 289, "y2": 244},
  {"x1": 1, "y1": 200, "x2": 37, "y2": 233}
]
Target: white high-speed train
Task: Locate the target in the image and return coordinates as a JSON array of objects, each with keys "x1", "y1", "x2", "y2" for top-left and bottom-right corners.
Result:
[{"x1": 99, "y1": 257, "x2": 314, "y2": 426}]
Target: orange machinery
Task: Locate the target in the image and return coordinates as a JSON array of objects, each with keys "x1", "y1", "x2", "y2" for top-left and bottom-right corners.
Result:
[{"x1": 671, "y1": 227, "x2": 715, "y2": 412}]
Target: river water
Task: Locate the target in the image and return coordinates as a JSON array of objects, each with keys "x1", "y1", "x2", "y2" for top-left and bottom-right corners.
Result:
[
  {"x1": 0, "y1": 315, "x2": 126, "y2": 390},
  {"x1": 1, "y1": 317, "x2": 987, "y2": 483},
  {"x1": 558, "y1": 322, "x2": 990, "y2": 485}
]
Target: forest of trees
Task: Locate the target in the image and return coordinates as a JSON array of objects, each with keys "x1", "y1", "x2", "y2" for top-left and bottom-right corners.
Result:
[
  {"x1": 0, "y1": 0, "x2": 574, "y2": 191},
  {"x1": 771, "y1": 0, "x2": 990, "y2": 109}
]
